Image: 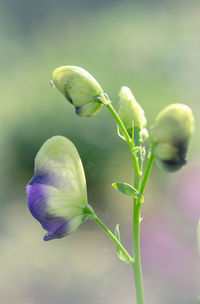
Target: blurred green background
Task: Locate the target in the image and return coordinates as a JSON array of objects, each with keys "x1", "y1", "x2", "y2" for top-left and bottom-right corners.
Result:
[{"x1": 0, "y1": 0, "x2": 199, "y2": 303}]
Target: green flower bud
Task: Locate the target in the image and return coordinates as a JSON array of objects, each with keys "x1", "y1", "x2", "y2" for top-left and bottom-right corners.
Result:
[
  {"x1": 151, "y1": 103, "x2": 194, "y2": 172},
  {"x1": 51, "y1": 66, "x2": 104, "y2": 117},
  {"x1": 118, "y1": 86, "x2": 147, "y2": 137}
]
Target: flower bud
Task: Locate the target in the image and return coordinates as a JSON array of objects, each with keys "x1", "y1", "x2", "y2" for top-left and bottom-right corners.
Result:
[
  {"x1": 118, "y1": 86, "x2": 147, "y2": 137},
  {"x1": 51, "y1": 66, "x2": 104, "y2": 117},
  {"x1": 151, "y1": 103, "x2": 194, "y2": 172},
  {"x1": 27, "y1": 136, "x2": 88, "y2": 241}
]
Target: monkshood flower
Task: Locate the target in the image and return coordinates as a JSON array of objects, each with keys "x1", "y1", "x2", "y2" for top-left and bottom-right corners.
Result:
[
  {"x1": 151, "y1": 103, "x2": 194, "y2": 172},
  {"x1": 51, "y1": 66, "x2": 105, "y2": 117},
  {"x1": 118, "y1": 86, "x2": 147, "y2": 138},
  {"x1": 27, "y1": 136, "x2": 89, "y2": 241}
]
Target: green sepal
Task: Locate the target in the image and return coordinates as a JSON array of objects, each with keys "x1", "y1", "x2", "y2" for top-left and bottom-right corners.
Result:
[
  {"x1": 112, "y1": 182, "x2": 142, "y2": 198},
  {"x1": 94, "y1": 92, "x2": 111, "y2": 106},
  {"x1": 82, "y1": 204, "x2": 95, "y2": 217},
  {"x1": 197, "y1": 219, "x2": 200, "y2": 255},
  {"x1": 114, "y1": 225, "x2": 131, "y2": 264}
]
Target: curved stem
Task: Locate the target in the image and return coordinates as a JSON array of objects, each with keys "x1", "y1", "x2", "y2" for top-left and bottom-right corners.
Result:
[
  {"x1": 106, "y1": 101, "x2": 142, "y2": 178},
  {"x1": 105, "y1": 102, "x2": 132, "y2": 145},
  {"x1": 92, "y1": 214, "x2": 133, "y2": 264}
]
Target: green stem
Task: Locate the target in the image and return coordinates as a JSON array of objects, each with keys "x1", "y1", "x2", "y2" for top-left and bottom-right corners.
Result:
[
  {"x1": 134, "y1": 127, "x2": 143, "y2": 175},
  {"x1": 106, "y1": 101, "x2": 142, "y2": 178},
  {"x1": 105, "y1": 102, "x2": 132, "y2": 145},
  {"x1": 104, "y1": 100, "x2": 152, "y2": 303},
  {"x1": 92, "y1": 214, "x2": 133, "y2": 264},
  {"x1": 131, "y1": 149, "x2": 141, "y2": 177},
  {"x1": 131, "y1": 153, "x2": 154, "y2": 304},
  {"x1": 132, "y1": 129, "x2": 144, "y2": 304},
  {"x1": 132, "y1": 203, "x2": 144, "y2": 304},
  {"x1": 140, "y1": 152, "x2": 154, "y2": 196}
]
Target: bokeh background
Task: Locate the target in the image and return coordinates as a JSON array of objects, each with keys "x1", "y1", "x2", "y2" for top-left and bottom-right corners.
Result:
[{"x1": 0, "y1": 0, "x2": 200, "y2": 303}]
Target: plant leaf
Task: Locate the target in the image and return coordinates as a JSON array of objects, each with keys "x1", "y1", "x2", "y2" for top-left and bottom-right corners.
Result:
[
  {"x1": 114, "y1": 225, "x2": 130, "y2": 264},
  {"x1": 112, "y1": 182, "x2": 141, "y2": 197}
]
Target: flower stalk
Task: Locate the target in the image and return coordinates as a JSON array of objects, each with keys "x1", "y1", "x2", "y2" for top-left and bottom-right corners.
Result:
[
  {"x1": 131, "y1": 128, "x2": 144, "y2": 304},
  {"x1": 92, "y1": 214, "x2": 134, "y2": 264},
  {"x1": 105, "y1": 100, "x2": 150, "y2": 303}
]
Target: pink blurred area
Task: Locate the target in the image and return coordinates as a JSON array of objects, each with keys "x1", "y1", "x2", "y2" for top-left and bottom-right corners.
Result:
[{"x1": 174, "y1": 159, "x2": 200, "y2": 222}]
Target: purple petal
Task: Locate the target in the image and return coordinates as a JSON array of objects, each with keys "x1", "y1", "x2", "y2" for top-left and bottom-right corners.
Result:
[
  {"x1": 27, "y1": 173, "x2": 69, "y2": 241},
  {"x1": 43, "y1": 218, "x2": 68, "y2": 241},
  {"x1": 27, "y1": 182, "x2": 47, "y2": 221},
  {"x1": 29, "y1": 171, "x2": 58, "y2": 188}
]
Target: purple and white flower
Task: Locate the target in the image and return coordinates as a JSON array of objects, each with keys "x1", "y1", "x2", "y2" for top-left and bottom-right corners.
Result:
[{"x1": 27, "y1": 136, "x2": 88, "y2": 241}]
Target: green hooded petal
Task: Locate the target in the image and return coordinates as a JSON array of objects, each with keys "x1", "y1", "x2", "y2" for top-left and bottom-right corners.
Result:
[
  {"x1": 35, "y1": 136, "x2": 87, "y2": 207},
  {"x1": 151, "y1": 103, "x2": 194, "y2": 172},
  {"x1": 51, "y1": 66, "x2": 104, "y2": 117}
]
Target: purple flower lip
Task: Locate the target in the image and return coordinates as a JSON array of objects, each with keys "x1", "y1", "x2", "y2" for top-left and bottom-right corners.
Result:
[
  {"x1": 27, "y1": 175, "x2": 69, "y2": 241},
  {"x1": 42, "y1": 217, "x2": 69, "y2": 241}
]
